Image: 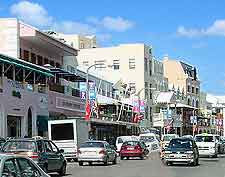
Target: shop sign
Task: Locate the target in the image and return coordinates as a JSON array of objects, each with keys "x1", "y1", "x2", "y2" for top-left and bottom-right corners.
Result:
[
  {"x1": 56, "y1": 97, "x2": 83, "y2": 112},
  {"x1": 139, "y1": 100, "x2": 145, "y2": 113},
  {"x1": 89, "y1": 82, "x2": 96, "y2": 100},
  {"x1": 132, "y1": 98, "x2": 140, "y2": 113}
]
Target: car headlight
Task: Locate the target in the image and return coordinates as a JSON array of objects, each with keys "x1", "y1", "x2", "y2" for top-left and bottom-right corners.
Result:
[{"x1": 185, "y1": 151, "x2": 193, "y2": 154}]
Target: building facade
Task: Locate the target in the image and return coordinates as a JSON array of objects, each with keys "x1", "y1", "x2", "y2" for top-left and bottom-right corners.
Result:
[
  {"x1": 75, "y1": 43, "x2": 167, "y2": 129},
  {"x1": 163, "y1": 55, "x2": 200, "y2": 108}
]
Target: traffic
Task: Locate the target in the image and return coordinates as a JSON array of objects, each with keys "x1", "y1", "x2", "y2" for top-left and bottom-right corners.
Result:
[{"x1": 0, "y1": 132, "x2": 224, "y2": 176}]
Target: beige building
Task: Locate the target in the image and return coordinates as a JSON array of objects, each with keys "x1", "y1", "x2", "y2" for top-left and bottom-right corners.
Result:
[
  {"x1": 76, "y1": 43, "x2": 168, "y2": 128},
  {"x1": 163, "y1": 55, "x2": 200, "y2": 108}
]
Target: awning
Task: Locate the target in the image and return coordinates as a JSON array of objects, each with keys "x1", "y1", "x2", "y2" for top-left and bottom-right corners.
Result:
[
  {"x1": 49, "y1": 68, "x2": 86, "y2": 82},
  {"x1": 156, "y1": 91, "x2": 176, "y2": 104},
  {"x1": 0, "y1": 53, "x2": 53, "y2": 77}
]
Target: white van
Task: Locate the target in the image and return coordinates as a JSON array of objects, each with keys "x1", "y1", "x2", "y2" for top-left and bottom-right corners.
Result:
[
  {"x1": 139, "y1": 133, "x2": 160, "y2": 151},
  {"x1": 116, "y1": 136, "x2": 139, "y2": 152},
  {"x1": 195, "y1": 134, "x2": 218, "y2": 157}
]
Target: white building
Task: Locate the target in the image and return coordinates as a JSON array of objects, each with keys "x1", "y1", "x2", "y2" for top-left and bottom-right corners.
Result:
[{"x1": 76, "y1": 43, "x2": 168, "y2": 129}]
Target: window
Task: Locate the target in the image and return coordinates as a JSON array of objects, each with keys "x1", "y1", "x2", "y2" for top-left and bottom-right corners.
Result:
[
  {"x1": 113, "y1": 59, "x2": 120, "y2": 70},
  {"x1": 24, "y1": 50, "x2": 29, "y2": 61},
  {"x1": 196, "y1": 87, "x2": 199, "y2": 94},
  {"x1": 17, "y1": 158, "x2": 41, "y2": 177},
  {"x1": 51, "y1": 123, "x2": 74, "y2": 141},
  {"x1": 95, "y1": 60, "x2": 105, "y2": 69},
  {"x1": 187, "y1": 85, "x2": 190, "y2": 92},
  {"x1": 149, "y1": 60, "x2": 152, "y2": 76},
  {"x1": 129, "y1": 58, "x2": 135, "y2": 69},
  {"x1": 83, "y1": 61, "x2": 89, "y2": 67},
  {"x1": 129, "y1": 83, "x2": 136, "y2": 93},
  {"x1": 37, "y1": 55, "x2": 43, "y2": 66},
  {"x1": 44, "y1": 58, "x2": 49, "y2": 65},
  {"x1": 31, "y1": 53, "x2": 36, "y2": 64},
  {"x1": 144, "y1": 58, "x2": 148, "y2": 71},
  {"x1": 192, "y1": 86, "x2": 195, "y2": 93},
  {"x1": 187, "y1": 98, "x2": 191, "y2": 105},
  {"x1": 3, "y1": 159, "x2": 17, "y2": 177}
]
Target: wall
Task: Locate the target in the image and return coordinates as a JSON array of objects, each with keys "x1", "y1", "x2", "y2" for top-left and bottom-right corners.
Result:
[{"x1": 0, "y1": 77, "x2": 48, "y2": 137}]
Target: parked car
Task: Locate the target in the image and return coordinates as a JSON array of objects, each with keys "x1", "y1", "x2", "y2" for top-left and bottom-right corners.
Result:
[
  {"x1": 0, "y1": 154, "x2": 50, "y2": 177},
  {"x1": 0, "y1": 137, "x2": 6, "y2": 150},
  {"x1": 116, "y1": 136, "x2": 139, "y2": 153},
  {"x1": 120, "y1": 140, "x2": 149, "y2": 160},
  {"x1": 1, "y1": 137, "x2": 67, "y2": 175},
  {"x1": 195, "y1": 134, "x2": 218, "y2": 157},
  {"x1": 161, "y1": 134, "x2": 179, "y2": 149},
  {"x1": 139, "y1": 133, "x2": 160, "y2": 151},
  {"x1": 77, "y1": 141, "x2": 117, "y2": 166},
  {"x1": 164, "y1": 137, "x2": 199, "y2": 166}
]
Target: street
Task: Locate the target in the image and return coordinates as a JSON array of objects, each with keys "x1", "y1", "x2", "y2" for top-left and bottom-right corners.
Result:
[{"x1": 49, "y1": 153, "x2": 225, "y2": 177}]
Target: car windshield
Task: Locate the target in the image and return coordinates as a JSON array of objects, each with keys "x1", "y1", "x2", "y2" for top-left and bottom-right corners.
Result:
[
  {"x1": 195, "y1": 136, "x2": 214, "y2": 142},
  {"x1": 168, "y1": 139, "x2": 192, "y2": 149},
  {"x1": 123, "y1": 141, "x2": 139, "y2": 146},
  {"x1": 80, "y1": 142, "x2": 104, "y2": 148},
  {"x1": 2, "y1": 141, "x2": 36, "y2": 152},
  {"x1": 140, "y1": 136, "x2": 155, "y2": 142},
  {"x1": 163, "y1": 135, "x2": 176, "y2": 141}
]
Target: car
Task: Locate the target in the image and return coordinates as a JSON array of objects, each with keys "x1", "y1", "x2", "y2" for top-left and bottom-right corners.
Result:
[
  {"x1": 164, "y1": 137, "x2": 199, "y2": 166},
  {"x1": 1, "y1": 137, "x2": 67, "y2": 175},
  {"x1": 161, "y1": 134, "x2": 179, "y2": 149},
  {"x1": 0, "y1": 154, "x2": 50, "y2": 177},
  {"x1": 182, "y1": 135, "x2": 194, "y2": 140},
  {"x1": 0, "y1": 137, "x2": 6, "y2": 150},
  {"x1": 120, "y1": 140, "x2": 149, "y2": 160},
  {"x1": 77, "y1": 141, "x2": 117, "y2": 166},
  {"x1": 116, "y1": 136, "x2": 139, "y2": 153},
  {"x1": 139, "y1": 133, "x2": 160, "y2": 151},
  {"x1": 195, "y1": 133, "x2": 218, "y2": 157}
]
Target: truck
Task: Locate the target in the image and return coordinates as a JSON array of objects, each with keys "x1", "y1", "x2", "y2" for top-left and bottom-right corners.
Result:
[{"x1": 48, "y1": 119, "x2": 89, "y2": 161}]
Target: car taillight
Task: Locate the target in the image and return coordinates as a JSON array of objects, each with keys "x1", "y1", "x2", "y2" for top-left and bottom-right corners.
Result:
[
  {"x1": 28, "y1": 152, "x2": 39, "y2": 159},
  {"x1": 99, "y1": 149, "x2": 106, "y2": 155}
]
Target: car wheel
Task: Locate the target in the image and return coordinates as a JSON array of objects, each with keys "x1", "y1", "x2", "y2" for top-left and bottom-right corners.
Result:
[
  {"x1": 58, "y1": 162, "x2": 66, "y2": 176},
  {"x1": 120, "y1": 156, "x2": 124, "y2": 160},
  {"x1": 104, "y1": 157, "x2": 108, "y2": 166},
  {"x1": 79, "y1": 161, "x2": 83, "y2": 166},
  {"x1": 113, "y1": 157, "x2": 117, "y2": 165}
]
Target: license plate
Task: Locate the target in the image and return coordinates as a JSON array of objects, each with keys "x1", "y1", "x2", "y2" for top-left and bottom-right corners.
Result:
[{"x1": 84, "y1": 151, "x2": 96, "y2": 155}]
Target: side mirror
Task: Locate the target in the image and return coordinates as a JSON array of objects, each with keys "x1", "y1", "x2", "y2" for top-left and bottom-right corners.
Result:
[{"x1": 59, "y1": 149, "x2": 64, "y2": 153}]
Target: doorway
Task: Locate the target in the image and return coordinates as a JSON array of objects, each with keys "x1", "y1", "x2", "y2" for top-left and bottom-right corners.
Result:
[
  {"x1": 28, "y1": 108, "x2": 32, "y2": 137},
  {"x1": 7, "y1": 115, "x2": 21, "y2": 138}
]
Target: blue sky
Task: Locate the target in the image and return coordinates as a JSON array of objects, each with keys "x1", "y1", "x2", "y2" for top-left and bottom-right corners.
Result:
[{"x1": 1, "y1": 0, "x2": 225, "y2": 95}]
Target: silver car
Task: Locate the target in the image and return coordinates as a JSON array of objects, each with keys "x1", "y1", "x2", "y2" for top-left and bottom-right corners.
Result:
[
  {"x1": 77, "y1": 141, "x2": 117, "y2": 166},
  {"x1": 0, "y1": 154, "x2": 50, "y2": 177}
]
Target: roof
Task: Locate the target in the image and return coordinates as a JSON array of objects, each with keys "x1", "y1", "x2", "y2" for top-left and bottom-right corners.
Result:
[
  {"x1": 156, "y1": 92, "x2": 176, "y2": 104},
  {"x1": 0, "y1": 53, "x2": 53, "y2": 77}
]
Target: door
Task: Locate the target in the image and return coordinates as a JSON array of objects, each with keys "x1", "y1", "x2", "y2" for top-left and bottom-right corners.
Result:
[{"x1": 44, "y1": 140, "x2": 61, "y2": 171}]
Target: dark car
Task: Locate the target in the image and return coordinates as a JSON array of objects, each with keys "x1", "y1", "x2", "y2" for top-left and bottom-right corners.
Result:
[
  {"x1": 0, "y1": 138, "x2": 6, "y2": 150},
  {"x1": 164, "y1": 138, "x2": 199, "y2": 166},
  {"x1": 1, "y1": 137, "x2": 67, "y2": 176},
  {"x1": 120, "y1": 140, "x2": 149, "y2": 160}
]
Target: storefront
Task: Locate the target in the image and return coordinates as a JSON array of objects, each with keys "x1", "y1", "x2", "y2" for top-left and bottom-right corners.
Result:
[{"x1": 0, "y1": 54, "x2": 52, "y2": 138}]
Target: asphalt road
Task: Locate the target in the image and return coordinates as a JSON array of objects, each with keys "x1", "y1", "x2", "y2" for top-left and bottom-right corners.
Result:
[{"x1": 50, "y1": 153, "x2": 225, "y2": 177}]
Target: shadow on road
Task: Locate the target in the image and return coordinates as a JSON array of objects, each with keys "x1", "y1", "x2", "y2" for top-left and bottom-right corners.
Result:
[{"x1": 50, "y1": 173, "x2": 72, "y2": 177}]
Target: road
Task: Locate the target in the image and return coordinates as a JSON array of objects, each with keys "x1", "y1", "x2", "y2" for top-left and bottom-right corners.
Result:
[{"x1": 50, "y1": 153, "x2": 225, "y2": 177}]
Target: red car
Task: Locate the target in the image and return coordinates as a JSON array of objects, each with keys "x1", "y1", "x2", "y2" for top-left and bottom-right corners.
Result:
[{"x1": 120, "y1": 141, "x2": 149, "y2": 160}]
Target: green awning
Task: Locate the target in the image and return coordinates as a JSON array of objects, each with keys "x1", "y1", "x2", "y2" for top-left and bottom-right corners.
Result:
[{"x1": 0, "y1": 54, "x2": 53, "y2": 77}]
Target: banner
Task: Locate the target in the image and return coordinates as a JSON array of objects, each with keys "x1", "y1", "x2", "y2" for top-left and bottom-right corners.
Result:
[
  {"x1": 85, "y1": 101, "x2": 91, "y2": 121},
  {"x1": 79, "y1": 82, "x2": 87, "y2": 100},
  {"x1": 89, "y1": 82, "x2": 96, "y2": 100},
  {"x1": 139, "y1": 100, "x2": 145, "y2": 113}
]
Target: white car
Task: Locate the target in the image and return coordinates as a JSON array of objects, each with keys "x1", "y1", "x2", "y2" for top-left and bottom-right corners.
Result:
[
  {"x1": 77, "y1": 141, "x2": 117, "y2": 166},
  {"x1": 0, "y1": 154, "x2": 50, "y2": 177},
  {"x1": 139, "y1": 133, "x2": 160, "y2": 151},
  {"x1": 116, "y1": 136, "x2": 139, "y2": 152},
  {"x1": 195, "y1": 134, "x2": 218, "y2": 157},
  {"x1": 161, "y1": 134, "x2": 179, "y2": 149}
]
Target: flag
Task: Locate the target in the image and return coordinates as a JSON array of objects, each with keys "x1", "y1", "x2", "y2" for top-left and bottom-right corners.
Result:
[{"x1": 85, "y1": 101, "x2": 91, "y2": 121}]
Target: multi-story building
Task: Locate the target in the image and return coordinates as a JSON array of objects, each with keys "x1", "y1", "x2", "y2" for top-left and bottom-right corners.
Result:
[
  {"x1": 46, "y1": 31, "x2": 97, "y2": 49},
  {"x1": 75, "y1": 43, "x2": 168, "y2": 129},
  {"x1": 163, "y1": 55, "x2": 200, "y2": 108}
]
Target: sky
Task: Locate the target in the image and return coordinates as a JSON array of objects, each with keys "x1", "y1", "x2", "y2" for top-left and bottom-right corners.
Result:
[{"x1": 0, "y1": 0, "x2": 225, "y2": 95}]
